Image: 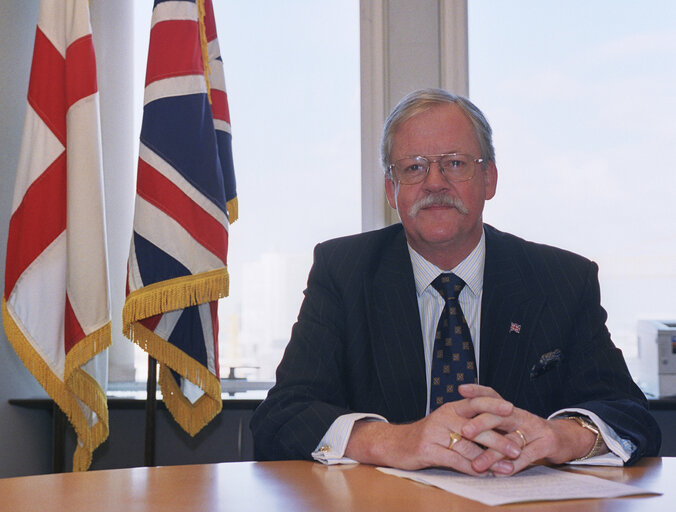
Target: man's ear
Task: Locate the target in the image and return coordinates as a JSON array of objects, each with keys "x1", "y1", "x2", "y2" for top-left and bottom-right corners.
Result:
[
  {"x1": 483, "y1": 162, "x2": 498, "y2": 200},
  {"x1": 385, "y1": 177, "x2": 397, "y2": 209}
]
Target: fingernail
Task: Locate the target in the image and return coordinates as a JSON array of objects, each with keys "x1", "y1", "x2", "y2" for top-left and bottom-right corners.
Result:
[
  {"x1": 461, "y1": 425, "x2": 474, "y2": 438},
  {"x1": 507, "y1": 444, "x2": 520, "y2": 458},
  {"x1": 493, "y1": 461, "x2": 513, "y2": 474},
  {"x1": 472, "y1": 458, "x2": 489, "y2": 473}
]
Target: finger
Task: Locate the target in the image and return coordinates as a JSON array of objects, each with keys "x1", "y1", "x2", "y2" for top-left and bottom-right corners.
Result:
[
  {"x1": 477, "y1": 448, "x2": 515, "y2": 475},
  {"x1": 448, "y1": 435, "x2": 486, "y2": 461},
  {"x1": 470, "y1": 430, "x2": 527, "y2": 473},
  {"x1": 492, "y1": 441, "x2": 545, "y2": 476},
  {"x1": 458, "y1": 384, "x2": 503, "y2": 399},
  {"x1": 480, "y1": 429, "x2": 550, "y2": 476},
  {"x1": 429, "y1": 443, "x2": 492, "y2": 477},
  {"x1": 461, "y1": 407, "x2": 521, "y2": 439},
  {"x1": 450, "y1": 396, "x2": 513, "y2": 419},
  {"x1": 469, "y1": 427, "x2": 521, "y2": 459}
]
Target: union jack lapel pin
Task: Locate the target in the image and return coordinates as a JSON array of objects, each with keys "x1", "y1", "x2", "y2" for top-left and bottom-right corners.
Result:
[{"x1": 509, "y1": 322, "x2": 522, "y2": 334}]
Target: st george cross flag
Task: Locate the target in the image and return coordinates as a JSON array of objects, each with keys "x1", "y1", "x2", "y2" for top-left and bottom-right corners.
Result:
[
  {"x1": 123, "y1": 0, "x2": 237, "y2": 436},
  {"x1": 2, "y1": 0, "x2": 111, "y2": 471}
]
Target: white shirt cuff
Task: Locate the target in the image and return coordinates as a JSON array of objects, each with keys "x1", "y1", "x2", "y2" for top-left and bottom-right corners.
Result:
[
  {"x1": 549, "y1": 408, "x2": 636, "y2": 466},
  {"x1": 311, "y1": 412, "x2": 388, "y2": 465}
]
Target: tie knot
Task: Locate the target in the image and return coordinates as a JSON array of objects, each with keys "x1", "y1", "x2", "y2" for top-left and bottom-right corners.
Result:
[{"x1": 431, "y1": 273, "x2": 465, "y2": 301}]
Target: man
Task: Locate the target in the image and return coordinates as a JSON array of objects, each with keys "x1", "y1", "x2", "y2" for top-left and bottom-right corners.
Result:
[{"x1": 250, "y1": 89, "x2": 661, "y2": 476}]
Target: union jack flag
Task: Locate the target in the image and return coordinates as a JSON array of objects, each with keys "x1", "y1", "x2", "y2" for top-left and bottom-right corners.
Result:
[
  {"x1": 123, "y1": 0, "x2": 237, "y2": 436},
  {"x1": 509, "y1": 322, "x2": 522, "y2": 334},
  {"x1": 3, "y1": 0, "x2": 110, "y2": 471}
]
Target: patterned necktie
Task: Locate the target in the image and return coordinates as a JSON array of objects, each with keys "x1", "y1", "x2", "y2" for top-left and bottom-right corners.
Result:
[{"x1": 429, "y1": 273, "x2": 477, "y2": 411}]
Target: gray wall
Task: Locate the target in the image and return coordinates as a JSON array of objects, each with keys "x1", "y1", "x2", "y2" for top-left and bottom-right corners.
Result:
[{"x1": 0, "y1": 0, "x2": 53, "y2": 478}]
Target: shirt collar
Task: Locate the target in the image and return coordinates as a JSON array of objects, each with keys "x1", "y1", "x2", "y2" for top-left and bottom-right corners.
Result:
[{"x1": 408, "y1": 228, "x2": 486, "y2": 298}]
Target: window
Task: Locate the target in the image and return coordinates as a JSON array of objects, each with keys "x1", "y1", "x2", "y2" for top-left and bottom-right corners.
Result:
[
  {"x1": 468, "y1": 0, "x2": 676, "y2": 369},
  {"x1": 131, "y1": 1, "x2": 361, "y2": 383}
]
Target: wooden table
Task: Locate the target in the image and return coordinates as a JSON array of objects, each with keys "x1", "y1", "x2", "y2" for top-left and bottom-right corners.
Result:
[{"x1": 0, "y1": 458, "x2": 673, "y2": 511}]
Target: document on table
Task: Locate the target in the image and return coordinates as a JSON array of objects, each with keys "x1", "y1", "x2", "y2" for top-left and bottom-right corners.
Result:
[{"x1": 377, "y1": 465, "x2": 659, "y2": 506}]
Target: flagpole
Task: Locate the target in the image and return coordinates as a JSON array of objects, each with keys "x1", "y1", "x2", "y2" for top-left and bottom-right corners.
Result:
[{"x1": 144, "y1": 356, "x2": 157, "y2": 467}]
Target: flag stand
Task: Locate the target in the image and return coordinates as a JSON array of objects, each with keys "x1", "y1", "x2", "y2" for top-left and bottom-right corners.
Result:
[{"x1": 144, "y1": 356, "x2": 157, "y2": 466}]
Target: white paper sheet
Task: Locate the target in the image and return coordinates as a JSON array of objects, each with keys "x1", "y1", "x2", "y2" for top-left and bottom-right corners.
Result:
[{"x1": 377, "y1": 465, "x2": 659, "y2": 506}]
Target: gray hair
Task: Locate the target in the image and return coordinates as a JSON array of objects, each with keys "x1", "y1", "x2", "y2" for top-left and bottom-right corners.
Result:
[{"x1": 381, "y1": 88, "x2": 495, "y2": 174}]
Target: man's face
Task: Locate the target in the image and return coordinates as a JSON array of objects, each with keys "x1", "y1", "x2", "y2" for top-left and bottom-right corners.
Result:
[{"x1": 385, "y1": 103, "x2": 497, "y2": 263}]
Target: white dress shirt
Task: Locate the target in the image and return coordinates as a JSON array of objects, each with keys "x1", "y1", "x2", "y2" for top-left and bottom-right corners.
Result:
[{"x1": 312, "y1": 230, "x2": 632, "y2": 466}]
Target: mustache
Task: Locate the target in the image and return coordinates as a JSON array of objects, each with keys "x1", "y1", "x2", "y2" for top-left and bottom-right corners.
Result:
[{"x1": 408, "y1": 193, "x2": 469, "y2": 217}]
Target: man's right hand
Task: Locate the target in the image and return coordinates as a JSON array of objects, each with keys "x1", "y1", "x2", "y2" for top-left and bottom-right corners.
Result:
[{"x1": 343, "y1": 397, "x2": 521, "y2": 475}]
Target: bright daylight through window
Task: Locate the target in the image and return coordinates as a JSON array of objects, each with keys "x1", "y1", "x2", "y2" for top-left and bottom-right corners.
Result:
[
  {"x1": 127, "y1": 1, "x2": 675, "y2": 394},
  {"x1": 468, "y1": 0, "x2": 676, "y2": 383}
]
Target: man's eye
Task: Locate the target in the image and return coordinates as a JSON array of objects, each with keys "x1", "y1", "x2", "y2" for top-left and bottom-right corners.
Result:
[
  {"x1": 404, "y1": 164, "x2": 425, "y2": 173},
  {"x1": 440, "y1": 157, "x2": 467, "y2": 170}
]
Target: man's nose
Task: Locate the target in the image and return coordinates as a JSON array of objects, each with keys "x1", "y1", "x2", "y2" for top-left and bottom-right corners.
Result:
[{"x1": 423, "y1": 160, "x2": 449, "y2": 188}]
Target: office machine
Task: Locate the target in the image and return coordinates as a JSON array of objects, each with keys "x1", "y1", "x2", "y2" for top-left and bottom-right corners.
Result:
[{"x1": 636, "y1": 320, "x2": 676, "y2": 398}]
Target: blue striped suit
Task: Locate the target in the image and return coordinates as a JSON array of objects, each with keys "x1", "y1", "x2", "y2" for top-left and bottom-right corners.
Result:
[{"x1": 250, "y1": 223, "x2": 661, "y2": 463}]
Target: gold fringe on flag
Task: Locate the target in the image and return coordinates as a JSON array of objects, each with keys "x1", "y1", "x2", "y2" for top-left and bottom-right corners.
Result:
[
  {"x1": 2, "y1": 299, "x2": 110, "y2": 471},
  {"x1": 197, "y1": 0, "x2": 212, "y2": 104},
  {"x1": 67, "y1": 368, "x2": 110, "y2": 471},
  {"x1": 122, "y1": 268, "x2": 228, "y2": 337},
  {"x1": 123, "y1": 268, "x2": 228, "y2": 436},
  {"x1": 227, "y1": 196, "x2": 238, "y2": 223},
  {"x1": 124, "y1": 317, "x2": 222, "y2": 436}
]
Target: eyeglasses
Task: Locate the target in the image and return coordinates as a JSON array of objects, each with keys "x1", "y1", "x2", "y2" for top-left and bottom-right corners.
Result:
[{"x1": 388, "y1": 153, "x2": 484, "y2": 185}]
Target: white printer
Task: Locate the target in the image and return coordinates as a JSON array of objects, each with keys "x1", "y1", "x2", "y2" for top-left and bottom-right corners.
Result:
[{"x1": 636, "y1": 320, "x2": 676, "y2": 398}]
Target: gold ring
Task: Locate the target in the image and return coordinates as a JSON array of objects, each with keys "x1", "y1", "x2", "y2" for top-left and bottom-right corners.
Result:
[
  {"x1": 449, "y1": 431, "x2": 462, "y2": 450},
  {"x1": 514, "y1": 429, "x2": 527, "y2": 448}
]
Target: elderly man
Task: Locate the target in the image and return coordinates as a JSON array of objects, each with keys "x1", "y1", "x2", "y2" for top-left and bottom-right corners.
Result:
[{"x1": 250, "y1": 89, "x2": 660, "y2": 475}]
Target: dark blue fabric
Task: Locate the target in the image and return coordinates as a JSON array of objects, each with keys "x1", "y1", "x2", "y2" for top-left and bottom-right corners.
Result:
[
  {"x1": 134, "y1": 233, "x2": 190, "y2": 286},
  {"x1": 141, "y1": 94, "x2": 227, "y2": 213},
  {"x1": 215, "y1": 129, "x2": 236, "y2": 207},
  {"x1": 168, "y1": 305, "x2": 208, "y2": 367}
]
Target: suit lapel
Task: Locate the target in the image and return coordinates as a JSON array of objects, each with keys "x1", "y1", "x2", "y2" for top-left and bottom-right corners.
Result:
[
  {"x1": 480, "y1": 226, "x2": 545, "y2": 402},
  {"x1": 364, "y1": 228, "x2": 427, "y2": 421}
]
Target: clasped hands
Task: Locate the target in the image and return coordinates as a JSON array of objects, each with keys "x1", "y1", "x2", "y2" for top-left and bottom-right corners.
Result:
[{"x1": 345, "y1": 384, "x2": 599, "y2": 476}]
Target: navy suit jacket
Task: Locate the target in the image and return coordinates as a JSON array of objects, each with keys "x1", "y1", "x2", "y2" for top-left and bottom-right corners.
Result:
[{"x1": 250, "y1": 224, "x2": 661, "y2": 463}]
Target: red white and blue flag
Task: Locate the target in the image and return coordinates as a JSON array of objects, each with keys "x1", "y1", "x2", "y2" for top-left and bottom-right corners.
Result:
[
  {"x1": 2, "y1": 0, "x2": 110, "y2": 471},
  {"x1": 123, "y1": 0, "x2": 237, "y2": 435}
]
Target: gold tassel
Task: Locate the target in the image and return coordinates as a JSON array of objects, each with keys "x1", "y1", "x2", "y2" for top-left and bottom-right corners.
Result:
[
  {"x1": 197, "y1": 0, "x2": 212, "y2": 104},
  {"x1": 160, "y1": 364, "x2": 222, "y2": 436},
  {"x1": 65, "y1": 322, "x2": 112, "y2": 377},
  {"x1": 2, "y1": 299, "x2": 109, "y2": 472},
  {"x1": 125, "y1": 321, "x2": 222, "y2": 436},
  {"x1": 122, "y1": 268, "x2": 229, "y2": 337},
  {"x1": 227, "y1": 196, "x2": 238, "y2": 223}
]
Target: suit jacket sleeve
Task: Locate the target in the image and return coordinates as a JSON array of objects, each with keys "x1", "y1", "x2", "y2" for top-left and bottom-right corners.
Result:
[
  {"x1": 555, "y1": 260, "x2": 661, "y2": 463},
  {"x1": 249, "y1": 239, "x2": 360, "y2": 460},
  {"x1": 250, "y1": 225, "x2": 427, "y2": 461}
]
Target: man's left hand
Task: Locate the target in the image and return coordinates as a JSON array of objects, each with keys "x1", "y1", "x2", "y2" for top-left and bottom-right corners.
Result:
[{"x1": 457, "y1": 384, "x2": 604, "y2": 475}]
